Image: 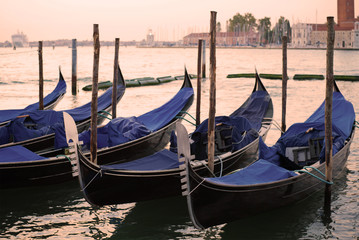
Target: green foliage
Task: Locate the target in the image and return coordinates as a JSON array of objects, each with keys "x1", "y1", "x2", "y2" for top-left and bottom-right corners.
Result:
[{"x1": 228, "y1": 13, "x2": 257, "y2": 32}]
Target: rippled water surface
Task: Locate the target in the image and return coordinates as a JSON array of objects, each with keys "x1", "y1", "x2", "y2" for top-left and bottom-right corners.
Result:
[{"x1": 0, "y1": 46, "x2": 358, "y2": 239}]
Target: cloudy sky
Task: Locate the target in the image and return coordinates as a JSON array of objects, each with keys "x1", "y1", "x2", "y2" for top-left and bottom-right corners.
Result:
[{"x1": 1, "y1": 0, "x2": 357, "y2": 42}]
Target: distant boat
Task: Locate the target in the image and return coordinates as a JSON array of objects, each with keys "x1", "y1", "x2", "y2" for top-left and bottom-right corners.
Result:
[{"x1": 11, "y1": 31, "x2": 29, "y2": 48}]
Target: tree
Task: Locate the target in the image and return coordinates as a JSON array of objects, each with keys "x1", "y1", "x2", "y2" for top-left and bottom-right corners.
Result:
[
  {"x1": 216, "y1": 22, "x2": 222, "y2": 32},
  {"x1": 272, "y1": 16, "x2": 292, "y2": 44},
  {"x1": 257, "y1": 17, "x2": 271, "y2": 44},
  {"x1": 228, "y1": 13, "x2": 257, "y2": 32}
]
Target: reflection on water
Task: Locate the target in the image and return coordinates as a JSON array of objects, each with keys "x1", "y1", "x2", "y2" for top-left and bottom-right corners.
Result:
[{"x1": 0, "y1": 47, "x2": 358, "y2": 239}]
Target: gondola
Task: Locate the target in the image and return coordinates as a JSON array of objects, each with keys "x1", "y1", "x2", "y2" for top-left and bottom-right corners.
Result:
[
  {"x1": 0, "y1": 68, "x2": 193, "y2": 189},
  {"x1": 0, "y1": 112, "x2": 80, "y2": 188},
  {"x1": 0, "y1": 68, "x2": 67, "y2": 127},
  {"x1": 179, "y1": 82, "x2": 356, "y2": 229},
  {"x1": 0, "y1": 66, "x2": 126, "y2": 153},
  {"x1": 76, "y1": 72, "x2": 273, "y2": 205}
]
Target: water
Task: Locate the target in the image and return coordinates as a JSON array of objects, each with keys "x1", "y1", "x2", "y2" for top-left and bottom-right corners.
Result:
[{"x1": 0, "y1": 46, "x2": 358, "y2": 239}]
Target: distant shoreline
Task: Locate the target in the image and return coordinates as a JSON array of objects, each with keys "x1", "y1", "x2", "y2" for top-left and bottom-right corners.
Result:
[{"x1": 2, "y1": 45, "x2": 359, "y2": 51}]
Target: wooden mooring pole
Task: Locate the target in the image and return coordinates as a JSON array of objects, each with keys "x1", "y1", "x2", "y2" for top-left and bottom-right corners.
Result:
[
  {"x1": 202, "y1": 40, "x2": 206, "y2": 79},
  {"x1": 208, "y1": 11, "x2": 217, "y2": 173},
  {"x1": 72, "y1": 39, "x2": 77, "y2": 95},
  {"x1": 38, "y1": 41, "x2": 44, "y2": 110},
  {"x1": 324, "y1": 16, "x2": 335, "y2": 206},
  {"x1": 91, "y1": 24, "x2": 100, "y2": 164},
  {"x1": 112, "y1": 38, "x2": 120, "y2": 119},
  {"x1": 196, "y1": 39, "x2": 203, "y2": 127},
  {"x1": 281, "y1": 36, "x2": 288, "y2": 134}
]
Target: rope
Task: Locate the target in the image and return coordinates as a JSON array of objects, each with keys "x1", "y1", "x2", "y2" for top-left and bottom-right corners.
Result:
[
  {"x1": 271, "y1": 119, "x2": 285, "y2": 133},
  {"x1": 98, "y1": 113, "x2": 112, "y2": 121},
  {"x1": 180, "y1": 111, "x2": 196, "y2": 122},
  {"x1": 188, "y1": 179, "x2": 206, "y2": 196},
  {"x1": 57, "y1": 154, "x2": 73, "y2": 165},
  {"x1": 294, "y1": 166, "x2": 333, "y2": 185},
  {"x1": 176, "y1": 116, "x2": 197, "y2": 126},
  {"x1": 217, "y1": 155, "x2": 224, "y2": 177},
  {"x1": 99, "y1": 110, "x2": 112, "y2": 116},
  {"x1": 82, "y1": 169, "x2": 103, "y2": 191},
  {"x1": 193, "y1": 160, "x2": 216, "y2": 177},
  {"x1": 355, "y1": 120, "x2": 359, "y2": 128}
]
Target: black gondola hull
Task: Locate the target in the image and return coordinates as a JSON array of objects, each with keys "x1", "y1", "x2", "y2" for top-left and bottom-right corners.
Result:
[
  {"x1": 0, "y1": 157, "x2": 74, "y2": 188},
  {"x1": 185, "y1": 129, "x2": 354, "y2": 229},
  {"x1": 77, "y1": 131, "x2": 266, "y2": 205}
]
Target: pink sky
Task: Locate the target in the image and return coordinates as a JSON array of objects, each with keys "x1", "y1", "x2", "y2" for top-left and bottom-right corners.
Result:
[{"x1": 1, "y1": 0, "x2": 358, "y2": 42}]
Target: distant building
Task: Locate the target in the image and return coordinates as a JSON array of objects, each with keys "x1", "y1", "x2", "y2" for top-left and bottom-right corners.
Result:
[
  {"x1": 291, "y1": 23, "x2": 313, "y2": 47},
  {"x1": 183, "y1": 31, "x2": 259, "y2": 46},
  {"x1": 146, "y1": 29, "x2": 154, "y2": 45},
  {"x1": 292, "y1": 0, "x2": 359, "y2": 48},
  {"x1": 11, "y1": 31, "x2": 29, "y2": 47}
]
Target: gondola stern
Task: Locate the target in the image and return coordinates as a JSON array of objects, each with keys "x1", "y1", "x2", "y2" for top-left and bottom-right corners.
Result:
[
  {"x1": 182, "y1": 67, "x2": 193, "y2": 89},
  {"x1": 254, "y1": 69, "x2": 267, "y2": 92},
  {"x1": 117, "y1": 65, "x2": 126, "y2": 89},
  {"x1": 176, "y1": 122, "x2": 207, "y2": 230}
]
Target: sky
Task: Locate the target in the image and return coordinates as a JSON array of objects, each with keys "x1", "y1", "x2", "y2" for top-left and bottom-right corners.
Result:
[{"x1": 1, "y1": 0, "x2": 358, "y2": 42}]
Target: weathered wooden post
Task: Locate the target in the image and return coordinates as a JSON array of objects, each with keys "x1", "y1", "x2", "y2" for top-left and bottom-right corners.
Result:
[
  {"x1": 325, "y1": 16, "x2": 335, "y2": 205},
  {"x1": 196, "y1": 39, "x2": 203, "y2": 127},
  {"x1": 202, "y1": 40, "x2": 206, "y2": 79},
  {"x1": 71, "y1": 39, "x2": 77, "y2": 95},
  {"x1": 91, "y1": 24, "x2": 100, "y2": 164},
  {"x1": 281, "y1": 36, "x2": 288, "y2": 134},
  {"x1": 208, "y1": 11, "x2": 217, "y2": 173},
  {"x1": 38, "y1": 41, "x2": 44, "y2": 110},
  {"x1": 112, "y1": 38, "x2": 120, "y2": 119}
]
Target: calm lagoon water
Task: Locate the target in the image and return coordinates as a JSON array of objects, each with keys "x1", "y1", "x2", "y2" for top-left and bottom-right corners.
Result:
[{"x1": 0, "y1": 46, "x2": 358, "y2": 239}]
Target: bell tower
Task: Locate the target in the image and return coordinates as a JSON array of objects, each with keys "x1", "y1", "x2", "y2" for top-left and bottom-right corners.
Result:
[{"x1": 337, "y1": 0, "x2": 355, "y2": 27}]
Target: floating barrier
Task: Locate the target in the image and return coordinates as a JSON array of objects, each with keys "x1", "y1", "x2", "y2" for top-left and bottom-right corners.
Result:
[
  {"x1": 227, "y1": 73, "x2": 282, "y2": 79},
  {"x1": 82, "y1": 81, "x2": 112, "y2": 91},
  {"x1": 227, "y1": 73, "x2": 255, "y2": 78},
  {"x1": 259, "y1": 74, "x2": 282, "y2": 80},
  {"x1": 293, "y1": 74, "x2": 325, "y2": 80},
  {"x1": 334, "y1": 75, "x2": 359, "y2": 81},
  {"x1": 136, "y1": 77, "x2": 159, "y2": 86},
  {"x1": 81, "y1": 74, "x2": 194, "y2": 91}
]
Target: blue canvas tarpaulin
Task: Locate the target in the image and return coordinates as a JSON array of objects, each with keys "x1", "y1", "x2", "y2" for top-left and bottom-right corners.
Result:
[
  {"x1": 0, "y1": 75, "x2": 66, "y2": 124},
  {"x1": 205, "y1": 91, "x2": 355, "y2": 186},
  {"x1": 0, "y1": 145, "x2": 46, "y2": 163},
  {"x1": 79, "y1": 87, "x2": 194, "y2": 149}
]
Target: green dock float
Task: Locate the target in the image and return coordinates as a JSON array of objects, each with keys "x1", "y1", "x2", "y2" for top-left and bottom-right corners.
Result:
[
  {"x1": 157, "y1": 76, "x2": 176, "y2": 83},
  {"x1": 137, "y1": 77, "x2": 159, "y2": 86},
  {"x1": 334, "y1": 75, "x2": 359, "y2": 81},
  {"x1": 125, "y1": 79, "x2": 140, "y2": 87},
  {"x1": 293, "y1": 74, "x2": 325, "y2": 80},
  {"x1": 82, "y1": 81, "x2": 112, "y2": 91},
  {"x1": 227, "y1": 73, "x2": 256, "y2": 78},
  {"x1": 259, "y1": 74, "x2": 282, "y2": 80}
]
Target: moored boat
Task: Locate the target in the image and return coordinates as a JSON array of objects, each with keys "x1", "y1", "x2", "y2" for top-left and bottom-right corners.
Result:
[
  {"x1": 76, "y1": 72, "x2": 273, "y2": 205},
  {"x1": 179, "y1": 82, "x2": 356, "y2": 229}
]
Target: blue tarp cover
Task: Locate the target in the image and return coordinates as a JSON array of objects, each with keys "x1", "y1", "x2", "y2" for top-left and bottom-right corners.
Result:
[
  {"x1": 230, "y1": 90, "x2": 271, "y2": 130},
  {"x1": 0, "y1": 110, "x2": 65, "y2": 147},
  {"x1": 79, "y1": 87, "x2": 193, "y2": 149},
  {"x1": 101, "y1": 149, "x2": 179, "y2": 171},
  {"x1": 205, "y1": 91, "x2": 355, "y2": 186},
  {"x1": 64, "y1": 85, "x2": 125, "y2": 122},
  {"x1": 0, "y1": 83, "x2": 126, "y2": 149},
  {"x1": 137, "y1": 87, "x2": 194, "y2": 131},
  {"x1": 0, "y1": 75, "x2": 66, "y2": 124},
  {"x1": 0, "y1": 145, "x2": 46, "y2": 163},
  {"x1": 206, "y1": 159, "x2": 297, "y2": 185},
  {"x1": 191, "y1": 116, "x2": 258, "y2": 152}
]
